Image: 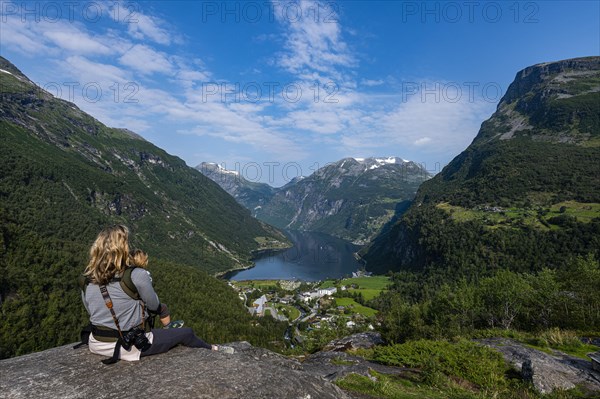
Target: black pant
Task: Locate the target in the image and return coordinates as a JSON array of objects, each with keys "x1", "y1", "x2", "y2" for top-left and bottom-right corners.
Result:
[{"x1": 141, "y1": 327, "x2": 211, "y2": 357}]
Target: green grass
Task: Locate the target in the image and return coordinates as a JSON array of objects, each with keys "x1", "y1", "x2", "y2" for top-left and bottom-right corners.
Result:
[
  {"x1": 330, "y1": 356, "x2": 357, "y2": 366},
  {"x1": 334, "y1": 298, "x2": 378, "y2": 317},
  {"x1": 371, "y1": 340, "x2": 510, "y2": 391},
  {"x1": 337, "y1": 371, "x2": 452, "y2": 399},
  {"x1": 347, "y1": 288, "x2": 384, "y2": 301},
  {"x1": 253, "y1": 236, "x2": 289, "y2": 249},
  {"x1": 549, "y1": 201, "x2": 600, "y2": 223},
  {"x1": 275, "y1": 304, "x2": 300, "y2": 321},
  {"x1": 340, "y1": 276, "x2": 391, "y2": 301},
  {"x1": 341, "y1": 276, "x2": 391, "y2": 290},
  {"x1": 232, "y1": 280, "x2": 280, "y2": 289},
  {"x1": 582, "y1": 137, "x2": 600, "y2": 147},
  {"x1": 337, "y1": 369, "x2": 593, "y2": 399},
  {"x1": 437, "y1": 201, "x2": 600, "y2": 229},
  {"x1": 472, "y1": 328, "x2": 600, "y2": 360},
  {"x1": 533, "y1": 342, "x2": 600, "y2": 360},
  {"x1": 524, "y1": 328, "x2": 600, "y2": 359},
  {"x1": 319, "y1": 279, "x2": 337, "y2": 289}
]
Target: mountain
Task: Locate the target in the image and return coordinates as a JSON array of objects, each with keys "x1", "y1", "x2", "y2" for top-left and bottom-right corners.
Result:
[
  {"x1": 196, "y1": 162, "x2": 276, "y2": 212},
  {"x1": 362, "y1": 56, "x2": 600, "y2": 274},
  {"x1": 0, "y1": 57, "x2": 288, "y2": 357},
  {"x1": 0, "y1": 56, "x2": 287, "y2": 273},
  {"x1": 255, "y1": 157, "x2": 431, "y2": 244}
]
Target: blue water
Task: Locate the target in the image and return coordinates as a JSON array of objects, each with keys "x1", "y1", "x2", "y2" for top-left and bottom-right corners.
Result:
[{"x1": 228, "y1": 230, "x2": 363, "y2": 281}]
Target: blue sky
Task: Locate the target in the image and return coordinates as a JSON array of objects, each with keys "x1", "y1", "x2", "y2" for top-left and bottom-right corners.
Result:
[{"x1": 1, "y1": 1, "x2": 599, "y2": 186}]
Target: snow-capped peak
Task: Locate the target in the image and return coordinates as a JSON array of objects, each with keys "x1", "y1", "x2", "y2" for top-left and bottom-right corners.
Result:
[
  {"x1": 203, "y1": 162, "x2": 239, "y2": 176},
  {"x1": 374, "y1": 156, "x2": 408, "y2": 165},
  {"x1": 351, "y1": 156, "x2": 410, "y2": 170}
]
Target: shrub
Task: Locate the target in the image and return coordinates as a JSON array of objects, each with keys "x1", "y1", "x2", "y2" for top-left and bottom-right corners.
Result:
[{"x1": 372, "y1": 339, "x2": 509, "y2": 391}]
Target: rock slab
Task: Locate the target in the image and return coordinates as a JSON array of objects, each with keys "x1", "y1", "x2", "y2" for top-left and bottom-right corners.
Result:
[
  {"x1": 322, "y1": 332, "x2": 384, "y2": 352},
  {"x1": 478, "y1": 338, "x2": 600, "y2": 394},
  {"x1": 0, "y1": 342, "x2": 352, "y2": 399}
]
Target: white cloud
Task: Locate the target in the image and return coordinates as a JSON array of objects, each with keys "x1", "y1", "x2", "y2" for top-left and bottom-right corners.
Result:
[
  {"x1": 339, "y1": 87, "x2": 493, "y2": 158},
  {"x1": 63, "y1": 55, "x2": 131, "y2": 84},
  {"x1": 177, "y1": 69, "x2": 210, "y2": 82},
  {"x1": 414, "y1": 137, "x2": 432, "y2": 146},
  {"x1": 361, "y1": 79, "x2": 384, "y2": 87},
  {"x1": 119, "y1": 45, "x2": 173, "y2": 75},
  {"x1": 0, "y1": 17, "x2": 114, "y2": 56},
  {"x1": 0, "y1": 16, "x2": 47, "y2": 54},
  {"x1": 110, "y1": 3, "x2": 173, "y2": 45},
  {"x1": 273, "y1": 0, "x2": 356, "y2": 82},
  {"x1": 174, "y1": 91, "x2": 306, "y2": 159},
  {"x1": 43, "y1": 25, "x2": 113, "y2": 55}
]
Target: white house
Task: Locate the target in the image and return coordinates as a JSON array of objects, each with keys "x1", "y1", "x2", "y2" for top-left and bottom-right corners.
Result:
[
  {"x1": 252, "y1": 295, "x2": 268, "y2": 316},
  {"x1": 318, "y1": 287, "x2": 337, "y2": 296},
  {"x1": 301, "y1": 291, "x2": 321, "y2": 302}
]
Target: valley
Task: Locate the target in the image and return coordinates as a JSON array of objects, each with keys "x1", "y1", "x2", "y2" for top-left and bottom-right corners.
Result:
[
  {"x1": 198, "y1": 157, "x2": 430, "y2": 245},
  {"x1": 1, "y1": 50, "x2": 599, "y2": 398},
  {"x1": 230, "y1": 275, "x2": 391, "y2": 352}
]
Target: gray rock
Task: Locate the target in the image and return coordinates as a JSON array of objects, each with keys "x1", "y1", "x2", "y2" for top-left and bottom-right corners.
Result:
[
  {"x1": 478, "y1": 338, "x2": 600, "y2": 394},
  {"x1": 589, "y1": 352, "x2": 600, "y2": 372},
  {"x1": 322, "y1": 332, "x2": 384, "y2": 352},
  {"x1": 302, "y1": 350, "x2": 406, "y2": 382},
  {"x1": 0, "y1": 342, "x2": 352, "y2": 399}
]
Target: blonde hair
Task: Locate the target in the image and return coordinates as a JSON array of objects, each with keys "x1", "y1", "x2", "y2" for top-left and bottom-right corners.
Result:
[
  {"x1": 85, "y1": 225, "x2": 130, "y2": 285},
  {"x1": 130, "y1": 249, "x2": 148, "y2": 269}
]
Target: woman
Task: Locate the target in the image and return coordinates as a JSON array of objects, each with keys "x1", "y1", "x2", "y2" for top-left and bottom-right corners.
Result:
[{"x1": 81, "y1": 225, "x2": 233, "y2": 363}]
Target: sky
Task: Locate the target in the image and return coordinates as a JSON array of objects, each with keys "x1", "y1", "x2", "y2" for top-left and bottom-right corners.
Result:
[{"x1": 1, "y1": 0, "x2": 599, "y2": 186}]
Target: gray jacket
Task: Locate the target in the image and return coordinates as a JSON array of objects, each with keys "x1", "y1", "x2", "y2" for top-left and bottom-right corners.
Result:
[{"x1": 82, "y1": 268, "x2": 160, "y2": 331}]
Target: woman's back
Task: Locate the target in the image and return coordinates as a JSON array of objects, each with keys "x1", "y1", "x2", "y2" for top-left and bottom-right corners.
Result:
[
  {"x1": 80, "y1": 225, "x2": 229, "y2": 362},
  {"x1": 82, "y1": 268, "x2": 159, "y2": 331}
]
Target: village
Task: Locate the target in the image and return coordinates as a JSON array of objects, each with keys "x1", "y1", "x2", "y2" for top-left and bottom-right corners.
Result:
[{"x1": 228, "y1": 272, "x2": 390, "y2": 347}]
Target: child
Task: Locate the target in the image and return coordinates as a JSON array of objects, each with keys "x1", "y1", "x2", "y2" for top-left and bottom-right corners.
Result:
[{"x1": 129, "y1": 249, "x2": 185, "y2": 329}]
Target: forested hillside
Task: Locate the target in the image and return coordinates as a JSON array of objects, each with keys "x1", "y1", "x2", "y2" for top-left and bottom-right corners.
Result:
[
  {"x1": 362, "y1": 57, "x2": 600, "y2": 276},
  {"x1": 0, "y1": 57, "x2": 288, "y2": 358},
  {"x1": 354, "y1": 57, "x2": 600, "y2": 361}
]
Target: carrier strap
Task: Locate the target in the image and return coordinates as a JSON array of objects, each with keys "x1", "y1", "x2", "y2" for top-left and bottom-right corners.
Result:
[
  {"x1": 99, "y1": 285, "x2": 125, "y2": 341},
  {"x1": 99, "y1": 284, "x2": 125, "y2": 365},
  {"x1": 78, "y1": 267, "x2": 140, "y2": 300}
]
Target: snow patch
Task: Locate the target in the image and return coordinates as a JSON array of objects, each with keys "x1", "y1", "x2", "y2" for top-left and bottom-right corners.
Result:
[
  {"x1": 374, "y1": 157, "x2": 408, "y2": 165},
  {"x1": 353, "y1": 156, "x2": 410, "y2": 166},
  {"x1": 206, "y1": 163, "x2": 239, "y2": 176}
]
